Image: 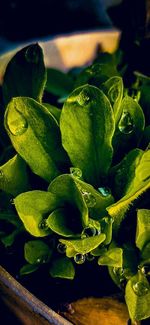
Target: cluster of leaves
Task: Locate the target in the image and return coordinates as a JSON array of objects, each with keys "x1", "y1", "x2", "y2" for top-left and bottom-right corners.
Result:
[{"x1": 0, "y1": 44, "x2": 150, "y2": 322}]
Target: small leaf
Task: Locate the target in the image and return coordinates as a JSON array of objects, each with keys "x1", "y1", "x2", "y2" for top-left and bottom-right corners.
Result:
[
  {"x1": 59, "y1": 234, "x2": 106, "y2": 255},
  {"x1": 45, "y1": 68, "x2": 74, "y2": 97},
  {"x1": 20, "y1": 264, "x2": 39, "y2": 276},
  {"x1": 3, "y1": 43, "x2": 46, "y2": 106},
  {"x1": 49, "y1": 256, "x2": 75, "y2": 279},
  {"x1": 14, "y1": 191, "x2": 58, "y2": 237},
  {"x1": 1, "y1": 228, "x2": 23, "y2": 247},
  {"x1": 24, "y1": 240, "x2": 52, "y2": 264},
  {"x1": 102, "y1": 76, "x2": 123, "y2": 125},
  {"x1": 0, "y1": 154, "x2": 29, "y2": 196},
  {"x1": 136, "y1": 209, "x2": 150, "y2": 250},
  {"x1": 125, "y1": 273, "x2": 150, "y2": 321},
  {"x1": 107, "y1": 149, "x2": 150, "y2": 235},
  {"x1": 47, "y1": 208, "x2": 81, "y2": 237},
  {"x1": 98, "y1": 248, "x2": 123, "y2": 267},
  {"x1": 60, "y1": 85, "x2": 115, "y2": 186},
  {"x1": 48, "y1": 174, "x2": 88, "y2": 229},
  {"x1": 5, "y1": 97, "x2": 68, "y2": 182}
]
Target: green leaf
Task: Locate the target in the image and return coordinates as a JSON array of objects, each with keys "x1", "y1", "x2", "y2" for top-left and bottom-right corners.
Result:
[
  {"x1": 49, "y1": 256, "x2": 75, "y2": 279},
  {"x1": 100, "y1": 216, "x2": 113, "y2": 245},
  {"x1": 102, "y1": 76, "x2": 123, "y2": 125},
  {"x1": 59, "y1": 233, "x2": 106, "y2": 255},
  {"x1": 48, "y1": 174, "x2": 88, "y2": 229},
  {"x1": 107, "y1": 149, "x2": 150, "y2": 234},
  {"x1": 24, "y1": 240, "x2": 52, "y2": 264},
  {"x1": 2, "y1": 44, "x2": 46, "y2": 106},
  {"x1": 75, "y1": 63, "x2": 118, "y2": 88},
  {"x1": 1, "y1": 228, "x2": 22, "y2": 247},
  {"x1": 136, "y1": 209, "x2": 150, "y2": 250},
  {"x1": 20, "y1": 264, "x2": 39, "y2": 276},
  {"x1": 45, "y1": 68, "x2": 74, "y2": 97},
  {"x1": 0, "y1": 154, "x2": 29, "y2": 196},
  {"x1": 125, "y1": 272, "x2": 150, "y2": 321},
  {"x1": 73, "y1": 178, "x2": 114, "y2": 219},
  {"x1": 5, "y1": 97, "x2": 68, "y2": 182},
  {"x1": 14, "y1": 190, "x2": 58, "y2": 237},
  {"x1": 60, "y1": 85, "x2": 115, "y2": 186},
  {"x1": 43, "y1": 103, "x2": 61, "y2": 123},
  {"x1": 47, "y1": 208, "x2": 81, "y2": 237},
  {"x1": 141, "y1": 242, "x2": 150, "y2": 260},
  {"x1": 98, "y1": 248, "x2": 123, "y2": 267}
]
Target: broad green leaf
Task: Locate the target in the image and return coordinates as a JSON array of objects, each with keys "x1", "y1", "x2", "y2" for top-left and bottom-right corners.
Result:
[
  {"x1": 49, "y1": 256, "x2": 75, "y2": 279},
  {"x1": 47, "y1": 208, "x2": 81, "y2": 237},
  {"x1": 2, "y1": 44, "x2": 46, "y2": 106},
  {"x1": 125, "y1": 273, "x2": 150, "y2": 321},
  {"x1": 59, "y1": 233, "x2": 106, "y2": 255},
  {"x1": 98, "y1": 248, "x2": 123, "y2": 267},
  {"x1": 136, "y1": 209, "x2": 150, "y2": 250},
  {"x1": 5, "y1": 97, "x2": 68, "y2": 182},
  {"x1": 73, "y1": 178, "x2": 114, "y2": 219},
  {"x1": 43, "y1": 103, "x2": 61, "y2": 123},
  {"x1": 102, "y1": 76, "x2": 123, "y2": 125},
  {"x1": 107, "y1": 149, "x2": 150, "y2": 234},
  {"x1": 48, "y1": 174, "x2": 88, "y2": 228},
  {"x1": 14, "y1": 191, "x2": 59, "y2": 237},
  {"x1": 24, "y1": 240, "x2": 52, "y2": 264},
  {"x1": 75, "y1": 63, "x2": 118, "y2": 88},
  {"x1": 0, "y1": 154, "x2": 29, "y2": 196},
  {"x1": 60, "y1": 85, "x2": 115, "y2": 186},
  {"x1": 113, "y1": 96, "x2": 145, "y2": 160},
  {"x1": 45, "y1": 68, "x2": 74, "y2": 97},
  {"x1": 20, "y1": 264, "x2": 39, "y2": 276}
]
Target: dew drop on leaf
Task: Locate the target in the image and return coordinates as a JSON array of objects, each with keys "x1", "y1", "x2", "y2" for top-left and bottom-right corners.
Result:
[
  {"x1": 77, "y1": 89, "x2": 90, "y2": 106},
  {"x1": 81, "y1": 226, "x2": 98, "y2": 238},
  {"x1": 74, "y1": 253, "x2": 86, "y2": 264},
  {"x1": 118, "y1": 111, "x2": 135, "y2": 134},
  {"x1": 70, "y1": 167, "x2": 82, "y2": 179},
  {"x1": 81, "y1": 190, "x2": 96, "y2": 207},
  {"x1": 57, "y1": 243, "x2": 66, "y2": 254},
  {"x1": 86, "y1": 253, "x2": 95, "y2": 261},
  {"x1": 98, "y1": 187, "x2": 111, "y2": 197},
  {"x1": 38, "y1": 219, "x2": 48, "y2": 230},
  {"x1": 7, "y1": 109, "x2": 28, "y2": 136},
  {"x1": 132, "y1": 281, "x2": 149, "y2": 296}
]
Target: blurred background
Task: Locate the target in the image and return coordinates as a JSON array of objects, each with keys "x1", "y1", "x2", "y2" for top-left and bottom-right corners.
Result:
[{"x1": 0, "y1": 0, "x2": 148, "y2": 54}]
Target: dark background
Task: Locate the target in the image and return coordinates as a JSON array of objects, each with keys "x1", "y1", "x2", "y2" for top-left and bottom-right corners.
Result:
[{"x1": 0, "y1": 0, "x2": 129, "y2": 53}]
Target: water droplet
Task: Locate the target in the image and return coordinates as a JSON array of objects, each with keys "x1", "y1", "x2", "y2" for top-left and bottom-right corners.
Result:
[
  {"x1": 81, "y1": 190, "x2": 96, "y2": 207},
  {"x1": 86, "y1": 253, "x2": 95, "y2": 262},
  {"x1": 98, "y1": 187, "x2": 111, "y2": 197},
  {"x1": 70, "y1": 167, "x2": 82, "y2": 179},
  {"x1": 7, "y1": 107, "x2": 28, "y2": 136},
  {"x1": 10, "y1": 198, "x2": 15, "y2": 205},
  {"x1": 37, "y1": 258, "x2": 42, "y2": 263},
  {"x1": 25, "y1": 45, "x2": 40, "y2": 64},
  {"x1": 77, "y1": 89, "x2": 90, "y2": 106},
  {"x1": 118, "y1": 111, "x2": 135, "y2": 134},
  {"x1": 74, "y1": 253, "x2": 86, "y2": 264},
  {"x1": 57, "y1": 243, "x2": 66, "y2": 254},
  {"x1": 38, "y1": 219, "x2": 48, "y2": 230},
  {"x1": 0, "y1": 170, "x2": 3, "y2": 177},
  {"x1": 133, "y1": 281, "x2": 149, "y2": 296},
  {"x1": 81, "y1": 226, "x2": 97, "y2": 238}
]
